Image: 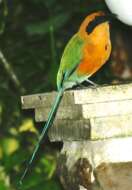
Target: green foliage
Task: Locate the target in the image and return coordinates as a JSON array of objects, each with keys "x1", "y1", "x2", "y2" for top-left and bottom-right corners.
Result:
[
  {"x1": 0, "y1": 0, "x2": 110, "y2": 190},
  {"x1": 26, "y1": 12, "x2": 71, "y2": 36},
  {"x1": 0, "y1": 0, "x2": 8, "y2": 34}
]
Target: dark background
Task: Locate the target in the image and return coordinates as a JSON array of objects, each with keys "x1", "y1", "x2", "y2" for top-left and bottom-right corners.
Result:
[{"x1": 0, "y1": 0, "x2": 132, "y2": 189}]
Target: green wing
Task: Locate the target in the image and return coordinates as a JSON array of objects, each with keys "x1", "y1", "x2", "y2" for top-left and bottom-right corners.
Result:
[{"x1": 57, "y1": 34, "x2": 84, "y2": 90}]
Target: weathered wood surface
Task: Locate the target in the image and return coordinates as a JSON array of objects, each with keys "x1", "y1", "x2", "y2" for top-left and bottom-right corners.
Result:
[
  {"x1": 21, "y1": 83, "x2": 132, "y2": 190},
  {"x1": 59, "y1": 138, "x2": 132, "y2": 190},
  {"x1": 21, "y1": 83, "x2": 132, "y2": 141},
  {"x1": 62, "y1": 138, "x2": 132, "y2": 169},
  {"x1": 21, "y1": 83, "x2": 132, "y2": 109},
  {"x1": 48, "y1": 114, "x2": 132, "y2": 141}
]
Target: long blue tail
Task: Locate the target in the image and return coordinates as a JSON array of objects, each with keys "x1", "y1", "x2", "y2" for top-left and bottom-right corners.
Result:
[{"x1": 19, "y1": 88, "x2": 64, "y2": 185}]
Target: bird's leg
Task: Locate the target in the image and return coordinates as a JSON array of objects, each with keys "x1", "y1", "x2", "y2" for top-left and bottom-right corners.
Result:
[
  {"x1": 85, "y1": 79, "x2": 99, "y2": 89},
  {"x1": 76, "y1": 79, "x2": 99, "y2": 90}
]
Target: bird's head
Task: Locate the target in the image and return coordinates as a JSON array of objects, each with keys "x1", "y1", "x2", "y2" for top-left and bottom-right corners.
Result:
[{"x1": 78, "y1": 11, "x2": 113, "y2": 42}]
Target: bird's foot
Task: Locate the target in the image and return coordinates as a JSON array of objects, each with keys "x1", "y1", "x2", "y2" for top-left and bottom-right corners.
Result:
[
  {"x1": 75, "y1": 79, "x2": 99, "y2": 90},
  {"x1": 85, "y1": 79, "x2": 99, "y2": 90}
]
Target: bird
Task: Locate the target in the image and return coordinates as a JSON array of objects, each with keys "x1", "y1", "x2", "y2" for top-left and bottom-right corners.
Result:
[
  {"x1": 19, "y1": 11, "x2": 112, "y2": 184},
  {"x1": 105, "y1": 0, "x2": 132, "y2": 25}
]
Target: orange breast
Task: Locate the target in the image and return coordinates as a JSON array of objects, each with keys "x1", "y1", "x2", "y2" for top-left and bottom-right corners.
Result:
[{"x1": 77, "y1": 37, "x2": 111, "y2": 77}]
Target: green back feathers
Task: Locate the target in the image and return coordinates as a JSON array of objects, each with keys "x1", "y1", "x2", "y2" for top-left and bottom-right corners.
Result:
[{"x1": 57, "y1": 34, "x2": 84, "y2": 90}]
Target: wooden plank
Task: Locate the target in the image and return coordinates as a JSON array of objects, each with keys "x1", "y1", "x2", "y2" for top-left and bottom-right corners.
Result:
[
  {"x1": 35, "y1": 105, "x2": 82, "y2": 121},
  {"x1": 83, "y1": 99, "x2": 132, "y2": 118},
  {"x1": 48, "y1": 119, "x2": 90, "y2": 141},
  {"x1": 47, "y1": 114, "x2": 132, "y2": 141},
  {"x1": 21, "y1": 83, "x2": 132, "y2": 109},
  {"x1": 74, "y1": 83, "x2": 132, "y2": 104},
  {"x1": 21, "y1": 91, "x2": 74, "y2": 109},
  {"x1": 90, "y1": 114, "x2": 132, "y2": 140},
  {"x1": 35, "y1": 99, "x2": 132, "y2": 121}
]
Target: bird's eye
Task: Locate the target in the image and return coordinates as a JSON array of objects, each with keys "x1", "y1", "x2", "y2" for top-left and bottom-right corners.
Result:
[
  {"x1": 105, "y1": 44, "x2": 108, "y2": 50},
  {"x1": 86, "y1": 15, "x2": 109, "y2": 34}
]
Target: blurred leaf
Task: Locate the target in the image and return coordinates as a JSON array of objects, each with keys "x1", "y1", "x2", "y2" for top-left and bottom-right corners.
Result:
[
  {"x1": 0, "y1": 0, "x2": 8, "y2": 34},
  {"x1": 19, "y1": 172, "x2": 44, "y2": 190},
  {"x1": 0, "y1": 180, "x2": 8, "y2": 190},
  {"x1": 3, "y1": 150, "x2": 28, "y2": 171},
  {"x1": 40, "y1": 155, "x2": 56, "y2": 179},
  {"x1": 32, "y1": 0, "x2": 57, "y2": 7},
  {"x1": 0, "y1": 146, "x2": 3, "y2": 159},
  {"x1": 44, "y1": 0, "x2": 57, "y2": 8},
  {"x1": 0, "y1": 167, "x2": 10, "y2": 189},
  {"x1": 0, "y1": 103, "x2": 3, "y2": 114},
  {"x1": 20, "y1": 173, "x2": 61, "y2": 190},
  {"x1": 19, "y1": 119, "x2": 37, "y2": 134},
  {"x1": 28, "y1": 179, "x2": 61, "y2": 190},
  {"x1": 1, "y1": 138, "x2": 19, "y2": 156},
  {"x1": 0, "y1": 103, "x2": 3, "y2": 125},
  {"x1": 26, "y1": 12, "x2": 71, "y2": 36},
  {"x1": 9, "y1": 128, "x2": 18, "y2": 136}
]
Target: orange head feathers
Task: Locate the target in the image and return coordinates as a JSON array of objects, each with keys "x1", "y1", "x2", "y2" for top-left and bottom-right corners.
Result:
[
  {"x1": 76, "y1": 11, "x2": 111, "y2": 76},
  {"x1": 78, "y1": 11, "x2": 110, "y2": 43}
]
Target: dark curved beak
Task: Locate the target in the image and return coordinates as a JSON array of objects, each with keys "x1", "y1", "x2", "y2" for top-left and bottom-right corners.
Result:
[{"x1": 105, "y1": 13, "x2": 118, "y2": 20}]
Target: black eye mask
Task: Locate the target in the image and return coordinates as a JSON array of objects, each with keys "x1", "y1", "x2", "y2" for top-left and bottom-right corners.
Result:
[{"x1": 86, "y1": 13, "x2": 116, "y2": 34}]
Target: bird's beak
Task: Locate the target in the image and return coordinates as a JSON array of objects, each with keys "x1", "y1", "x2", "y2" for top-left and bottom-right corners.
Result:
[{"x1": 105, "y1": 13, "x2": 118, "y2": 20}]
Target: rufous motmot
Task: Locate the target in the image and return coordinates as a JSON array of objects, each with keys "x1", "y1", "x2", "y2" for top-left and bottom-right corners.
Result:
[{"x1": 20, "y1": 11, "x2": 113, "y2": 184}]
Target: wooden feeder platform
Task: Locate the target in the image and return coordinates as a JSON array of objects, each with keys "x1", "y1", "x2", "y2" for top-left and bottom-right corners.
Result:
[{"x1": 21, "y1": 83, "x2": 132, "y2": 190}]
